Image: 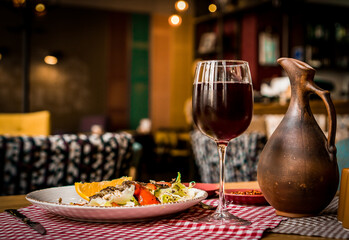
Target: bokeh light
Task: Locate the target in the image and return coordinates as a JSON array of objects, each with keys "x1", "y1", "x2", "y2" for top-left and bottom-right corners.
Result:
[
  {"x1": 208, "y1": 4, "x2": 217, "y2": 13},
  {"x1": 175, "y1": 1, "x2": 188, "y2": 11},
  {"x1": 168, "y1": 14, "x2": 182, "y2": 27},
  {"x1": 35, "y1": 3, "x2": 46, "y2": 12},
  {"x1": 44, "y1": 55, "x2": 58, "y2": 65}
]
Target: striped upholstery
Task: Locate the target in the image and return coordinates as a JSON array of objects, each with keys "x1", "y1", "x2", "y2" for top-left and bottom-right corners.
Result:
[
  {"x1": 0, "y1": 132, "x2": 134, "y2": 195},
  {"x1": 191, "y1": 130, "x2": 266, "y2": 183}
]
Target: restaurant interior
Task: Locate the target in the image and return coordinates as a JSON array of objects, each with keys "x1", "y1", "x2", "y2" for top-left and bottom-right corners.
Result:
[{"x1": 0, "y1": 0, "x2": 349, "y2": 194}]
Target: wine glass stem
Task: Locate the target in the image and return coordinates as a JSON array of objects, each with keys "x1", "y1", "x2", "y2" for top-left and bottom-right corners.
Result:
[{"x1": 217, "y1": 143, "x2": 228, "y2": 214}]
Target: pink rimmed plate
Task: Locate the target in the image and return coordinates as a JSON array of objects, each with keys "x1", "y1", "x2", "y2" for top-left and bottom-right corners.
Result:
[{"x1": 183, "y1": 183, "x2": 219, "y2": 196}]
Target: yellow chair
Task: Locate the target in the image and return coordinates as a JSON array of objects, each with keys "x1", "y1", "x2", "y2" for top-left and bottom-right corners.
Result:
[{"x1": 0, "y1": 111, "x2": 51, "y2": 136}]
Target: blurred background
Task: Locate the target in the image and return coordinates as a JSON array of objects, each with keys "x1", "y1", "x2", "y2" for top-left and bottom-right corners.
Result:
[
  {"x1": 1, "y1": 0, "x2": 349, "y2": 133},
  {"x1": 0, "y1": 0, "x2": 349, "y2": 186}
]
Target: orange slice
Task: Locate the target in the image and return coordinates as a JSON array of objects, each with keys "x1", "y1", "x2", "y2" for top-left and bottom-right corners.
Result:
[{"x1": 75, "y1": 176, "x2": 132, "y2": 201}]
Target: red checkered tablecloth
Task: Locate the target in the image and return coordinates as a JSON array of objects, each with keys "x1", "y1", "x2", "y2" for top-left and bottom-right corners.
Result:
[{"x1": 0, "y1": 199, "x2": 286, "y2": 240}]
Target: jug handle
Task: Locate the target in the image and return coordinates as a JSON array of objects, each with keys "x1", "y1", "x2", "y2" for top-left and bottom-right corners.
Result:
[{"x1": 307, "y1": 82, "x2": 337, "y2": 156}]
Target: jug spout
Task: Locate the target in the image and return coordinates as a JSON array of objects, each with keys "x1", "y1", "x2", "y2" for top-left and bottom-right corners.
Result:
[{"x1": 277, "y1": 58, "x2": 315, "y2": 85}]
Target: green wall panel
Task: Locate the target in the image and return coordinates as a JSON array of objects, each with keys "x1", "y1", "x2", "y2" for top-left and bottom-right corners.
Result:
[{"x1": 130, "y1": 14, "x2": 149, "y2": 129}]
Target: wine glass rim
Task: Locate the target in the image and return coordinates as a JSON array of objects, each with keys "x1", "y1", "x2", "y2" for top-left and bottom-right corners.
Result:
[{"x1": 198, "y1": 60, "x2": 248, "y2": 65}]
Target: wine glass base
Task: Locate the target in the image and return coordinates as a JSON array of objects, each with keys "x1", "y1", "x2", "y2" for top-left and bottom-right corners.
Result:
[{"x1": 193, "y1": 210, "x2": 251, "y2": 226}]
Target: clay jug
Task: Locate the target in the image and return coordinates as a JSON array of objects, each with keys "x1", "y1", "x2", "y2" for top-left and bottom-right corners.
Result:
[{"x1": 257, "y1": 57, "x2": 338, "y2": 217}]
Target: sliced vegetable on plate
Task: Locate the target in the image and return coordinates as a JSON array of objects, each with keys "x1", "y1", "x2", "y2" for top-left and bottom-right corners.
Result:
[
  {"x1": 75, "y1": 177, "x2": 132, "y2": 201},
  {"x1": 73, "y1": 172, "x2": 199, "y2": 207}
]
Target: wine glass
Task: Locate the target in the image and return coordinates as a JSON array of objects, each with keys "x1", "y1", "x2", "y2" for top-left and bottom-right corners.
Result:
[{"x1": 192, "y1": 60, "x2": 253, "y2": 225}]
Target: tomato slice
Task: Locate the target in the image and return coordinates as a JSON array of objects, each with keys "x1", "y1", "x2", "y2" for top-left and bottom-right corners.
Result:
[
  {"x1": 134, "y1": 183, "x2": 141, "y2": 196},
  {"x1": 135, "y1": 186, "x2": 159, "y2": 205}
]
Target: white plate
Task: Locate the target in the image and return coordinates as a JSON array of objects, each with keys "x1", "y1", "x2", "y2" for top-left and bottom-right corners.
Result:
[{"x1": 26, "y1": 185, "x2": 208, "y2": 222}]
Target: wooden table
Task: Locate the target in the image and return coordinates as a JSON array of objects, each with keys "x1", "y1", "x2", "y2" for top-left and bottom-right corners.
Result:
[{"x1": 0, "y1": 181, "x2": 337, "y2": 240}]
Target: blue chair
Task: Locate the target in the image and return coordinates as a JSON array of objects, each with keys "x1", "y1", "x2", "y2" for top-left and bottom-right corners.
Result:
[{"x1": 337, "y1": 138, "x2": 349, "y2": 188}]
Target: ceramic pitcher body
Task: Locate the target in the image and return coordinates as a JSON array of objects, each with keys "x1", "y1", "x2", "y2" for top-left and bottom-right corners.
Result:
[{"x1": 257, "y1": 58, "x2": 338, "y2": 217}]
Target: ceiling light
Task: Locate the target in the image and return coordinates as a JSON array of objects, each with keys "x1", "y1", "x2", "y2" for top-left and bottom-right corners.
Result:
[
  {"x1": 175, "y1": 1, "x2": 188, "y2": 11},
  {"x1": 168, "y1": 14, "x2": 182, "y2": 27},
  {"x1": 12, "y1": 0, "x2": 26, "y2": 8},
  {"x1": 208, "y1": 4, "x2": 217, "y2": 13},
  {"x1": 44, "y1": 55, "x2": 58, "y2": 65},
  {"x1": 35, "y1": 3, "x2": 45, "y2": 12},
  {"x1": 44, "y1": 51, "x2": 62, "y2": 65},
  {"x1": 35, "y1": 3, "x2": 47, "y2": 16}
]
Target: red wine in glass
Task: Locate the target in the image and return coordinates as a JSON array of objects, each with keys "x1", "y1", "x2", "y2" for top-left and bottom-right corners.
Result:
[
  {"x1": 193, "y1": 82, "x2": 253, "y2": 145},
  {"x1": 192, "y1": 60, "x2": 253, "y2": 225}
]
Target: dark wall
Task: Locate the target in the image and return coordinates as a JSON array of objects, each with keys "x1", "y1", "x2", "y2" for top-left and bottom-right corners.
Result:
[{"x1": 0, "y1": 3, "x2": 110, "y2": 133}]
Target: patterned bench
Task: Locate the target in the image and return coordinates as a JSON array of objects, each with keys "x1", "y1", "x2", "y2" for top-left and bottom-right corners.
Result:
[{"x1": 0, "y1": 132, "x2": 134, "y2": 195}]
